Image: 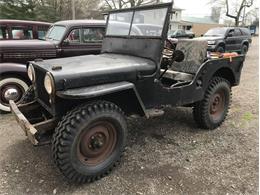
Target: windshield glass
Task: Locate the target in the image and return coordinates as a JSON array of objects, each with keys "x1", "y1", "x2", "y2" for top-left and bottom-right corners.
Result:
[
  {"x1": 106, "y1": 11, "x2": 133, "y2": 36},
  {"x1": 106, "y1": 7, "x2": 168, "y2": 37},
  {"x1": 204, "y1": 28, "x2": 226, "y2": 37},
  {"x1": 46, "y1": 25, "x2": 66, "y2": 41}
]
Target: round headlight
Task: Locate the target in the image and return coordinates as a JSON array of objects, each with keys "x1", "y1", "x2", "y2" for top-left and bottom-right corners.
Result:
[
  {"x1": 208, "y1": 40, "x2": 216, "y2": 45},
  {"x1": 27, "y1": 64, "x2": 35, "y2": 82},
  {"x1": 44, "y1": 73, "x2": 54, "y2": 94}
]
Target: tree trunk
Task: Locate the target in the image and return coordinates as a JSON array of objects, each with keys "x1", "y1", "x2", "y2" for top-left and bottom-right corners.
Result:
[{"x1": 235, "y1": 18, "x2": 239, "y2": 26}]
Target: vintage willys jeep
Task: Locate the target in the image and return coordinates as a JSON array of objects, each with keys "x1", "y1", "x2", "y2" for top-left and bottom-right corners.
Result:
[{"x1": 10, "y1": 3, "x2": 244, "y2": 183}]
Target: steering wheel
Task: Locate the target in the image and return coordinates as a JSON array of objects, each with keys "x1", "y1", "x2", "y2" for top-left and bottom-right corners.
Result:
[{"x1": 162, "y1": 39, "x2": 176, "y2": 58}]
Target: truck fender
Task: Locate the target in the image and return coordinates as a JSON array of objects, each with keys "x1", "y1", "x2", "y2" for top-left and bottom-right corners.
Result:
[
  {"x1": 56, "y1": 81, "x2": 147, "y2": 117},
  {"x1": 216, "y1": 41, "x2": 225, "y2": 49},
  {"x1": 0, "y1": 62, "x2": 27, "y2": 75},
  {"x1": 241, "y1": 40, "x2": 249, "y2": 47},
  {"x1": 0, "y1": 62, "x2": 30, "y2": 84}
]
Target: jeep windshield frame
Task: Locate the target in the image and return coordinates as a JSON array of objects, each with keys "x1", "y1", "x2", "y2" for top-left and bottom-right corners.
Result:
[
  {"x1": 101, "y1": 3, "x2": 172, "y2": 70},
  {"x1": 105, "y1": 3, "x2": 171, "y2": 39}
]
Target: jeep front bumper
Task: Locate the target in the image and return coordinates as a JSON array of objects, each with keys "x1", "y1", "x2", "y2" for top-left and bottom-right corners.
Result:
[{"x1": 9, "y1": 100, "x2": 57, "y2": 146}]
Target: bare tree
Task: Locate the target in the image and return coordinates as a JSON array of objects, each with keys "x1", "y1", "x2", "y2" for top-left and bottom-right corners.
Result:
[
  {"x1": 225, "y1": 0, "x2": 254, "y2": 26},
  {"x1": 209, "y1": 0, "x2": 255, "y2": 26},
  {"x1": 103, "y1": 0, "x2": 161, "y2": 10}
]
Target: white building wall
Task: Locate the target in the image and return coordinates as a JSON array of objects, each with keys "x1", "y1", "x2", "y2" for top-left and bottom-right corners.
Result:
[{"x1": 169, "y1": 9, "x2": 183, "y2": 31}]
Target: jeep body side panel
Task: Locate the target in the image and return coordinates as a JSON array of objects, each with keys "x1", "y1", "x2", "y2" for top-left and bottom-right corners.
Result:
[
  {"x1": 57, "y1": 81, "x2": 134, "y2": 99},
  {"x1": 56, "y1": 81, "x2": 147, "y2": 117},
  {"x1": 142, "y1": 56, "x2": 245, "y2": 108}
]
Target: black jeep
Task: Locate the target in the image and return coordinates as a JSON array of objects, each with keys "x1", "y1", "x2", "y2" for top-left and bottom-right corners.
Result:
[{"x1": 10, "y1": 3, "x2": 245, "y2": 183}]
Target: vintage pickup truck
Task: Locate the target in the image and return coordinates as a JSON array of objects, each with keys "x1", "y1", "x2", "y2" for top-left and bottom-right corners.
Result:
[{"x1": 0, "y1": 19, "x2": 106, "y2": 112}]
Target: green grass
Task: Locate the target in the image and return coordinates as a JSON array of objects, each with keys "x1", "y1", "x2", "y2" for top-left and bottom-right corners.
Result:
[{"x1": 242, "y1": 112, "x2": 254, "y2": 122}]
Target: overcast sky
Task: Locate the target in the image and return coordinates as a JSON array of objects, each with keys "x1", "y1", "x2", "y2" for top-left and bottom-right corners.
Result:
[
  {"x1": 174, "y1": 0, "x2": 211, "y2": 17},
  {"x1": 174, "y1": 0, "x2": 259, "y2": 18}
]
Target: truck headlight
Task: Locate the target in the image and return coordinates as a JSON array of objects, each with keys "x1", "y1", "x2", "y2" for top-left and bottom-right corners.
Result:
[
  {"x1": 44, "y1": 73, "x2": 54, "y2": 94},
  {"x1": 208, "y1": 40, "x2": 216, "y2": 45},
  {"x1": 27, "y1": 64, "x2": 35, "y2": 82}
]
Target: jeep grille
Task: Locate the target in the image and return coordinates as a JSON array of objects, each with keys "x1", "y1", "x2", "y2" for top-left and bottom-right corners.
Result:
[{"x1": 34, "y1": 66, "x2": 51, "y2": 108}]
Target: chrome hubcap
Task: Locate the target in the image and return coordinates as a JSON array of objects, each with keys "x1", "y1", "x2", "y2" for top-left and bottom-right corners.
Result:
[{"x1": 4, "y1": 88, "x2": 19, "y2": 101}]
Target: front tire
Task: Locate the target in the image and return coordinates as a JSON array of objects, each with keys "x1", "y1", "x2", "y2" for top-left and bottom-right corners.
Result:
[
  {"x1": 216, "y1": 46, "x2": 225, "y2": 53},
  {"x1": 0, "y1": 77, "x2": 29, "y2": 112},
  {"x1": 51, "y1": 101, "x2": 127, "y2": 183},
  {"x1": 241, "y1": 44, "x2": 248, "y2": 54},
  {"x1": 193, "y1": 77, "x2": 231, "y2": 129}
]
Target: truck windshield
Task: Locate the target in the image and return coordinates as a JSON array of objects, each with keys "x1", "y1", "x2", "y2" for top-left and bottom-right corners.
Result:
[
  {"x1": 46, "y1": 25, "x2": 66, "y2": 41},
  {"x1": 204, "y1": 28, "x2": 226, "y2": 37},
  {"x1": 106, "y1": 7, "x2": 167, "y2": 37}
]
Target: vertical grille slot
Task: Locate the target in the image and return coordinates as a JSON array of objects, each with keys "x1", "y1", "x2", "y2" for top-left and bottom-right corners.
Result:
[{"x1": 34, "y1": 67, "x2": 51, "y2": 107}]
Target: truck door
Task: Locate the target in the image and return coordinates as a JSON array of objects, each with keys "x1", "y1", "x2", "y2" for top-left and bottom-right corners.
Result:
[
  {"x1": 60, "y1": 27, "x2": 105, "y2": 57},
  {"x1": 225, "y1": 29, "x2": 236, "y2": 51},
  {"x1": 80, "y1": 27, "x2": 105, "y2": 54},
  {"x1": 233, "y1": 28, "x2": 243, "y2": 51},
  {"x1": 60, "y1": 28, "x2": 83, "y2": 57}
]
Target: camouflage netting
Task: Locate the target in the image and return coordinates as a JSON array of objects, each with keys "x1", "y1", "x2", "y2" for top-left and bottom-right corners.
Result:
[{"x1": 171, "y1": 39, "x2": 208, "y2": 74}]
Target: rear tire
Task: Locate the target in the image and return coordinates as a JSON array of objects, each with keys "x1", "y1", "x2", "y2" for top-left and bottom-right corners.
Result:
[
  {"x1": 51, "y1": 101, "x2": 127, "y2": 183},
  {"x1": 193, "y1": 77, "x2": 231, "y2": 129},
  {"x1": 0, "y1": 77, "x2": 29, "y2": 112}
]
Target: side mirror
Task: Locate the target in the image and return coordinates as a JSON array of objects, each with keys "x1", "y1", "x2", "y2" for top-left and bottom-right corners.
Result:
[
  {"x1": 63, "y1": 38, "x2": 70, "y2": 45},
  {"x1": 227, "y1": 33, "x2": 233, "y2": 37},
  {"x1": 173, "y1": 50, "x2": 185, "y2": 62}
]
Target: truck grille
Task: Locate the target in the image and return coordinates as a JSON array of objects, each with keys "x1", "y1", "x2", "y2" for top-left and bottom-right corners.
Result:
[
  {"x1": 3, "y1": 50, "x2": 56, "y2": 59},
  {"x1": 34, "y1": 66, "x2": 51, "y2": 108}
]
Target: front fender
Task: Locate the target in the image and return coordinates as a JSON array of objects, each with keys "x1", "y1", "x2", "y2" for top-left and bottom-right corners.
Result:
[
  {"x1": 56, "y1": 81, "x2": 147, "y2": 117},
  {"x1": 0, "y1": 62, "x2": 27, "y2": 74},
  {"x1": 0, "y1": 63, "x2": 29, "y2": 83}
]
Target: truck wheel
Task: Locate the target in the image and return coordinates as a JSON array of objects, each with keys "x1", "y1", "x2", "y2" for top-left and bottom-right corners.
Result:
[
  {"x1": 51, "y1": 101, "x2": 127, "y2": 183},
  {"x1": 216, "y1": 46, "x2": 225, "y2": 53},
  {"x1": 0, "y1": 77, "x2": 29, "y2": 112},
  {"x1": 193, "y1": 77, "x2": 231, "y2": 129},
  {"x1": 241, "y1": 44, "x2": 248, "y2": 54}
]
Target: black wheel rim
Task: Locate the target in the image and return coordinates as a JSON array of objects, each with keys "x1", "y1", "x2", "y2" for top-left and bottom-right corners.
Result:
[
  {"x1": 77, "y1": 121, "x2": 117, "y2": 166},
  {"x1": 209, "y1": 89, "x2": 225, "y2": 121}
]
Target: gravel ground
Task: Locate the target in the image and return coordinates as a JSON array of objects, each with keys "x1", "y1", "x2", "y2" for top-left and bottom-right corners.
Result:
[{"x1": 0, "y1": 37, "x2": 258, "y2": 195}]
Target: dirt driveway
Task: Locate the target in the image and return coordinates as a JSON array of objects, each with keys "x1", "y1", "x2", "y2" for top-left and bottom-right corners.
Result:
[{"x1": 0, "y1": 37, "x2": 258, "y2": 195}]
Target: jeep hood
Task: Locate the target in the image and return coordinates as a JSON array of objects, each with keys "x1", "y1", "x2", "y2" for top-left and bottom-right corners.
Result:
[{"x1": 33, "y1": 53, "x2": 156, "y2": 90}]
